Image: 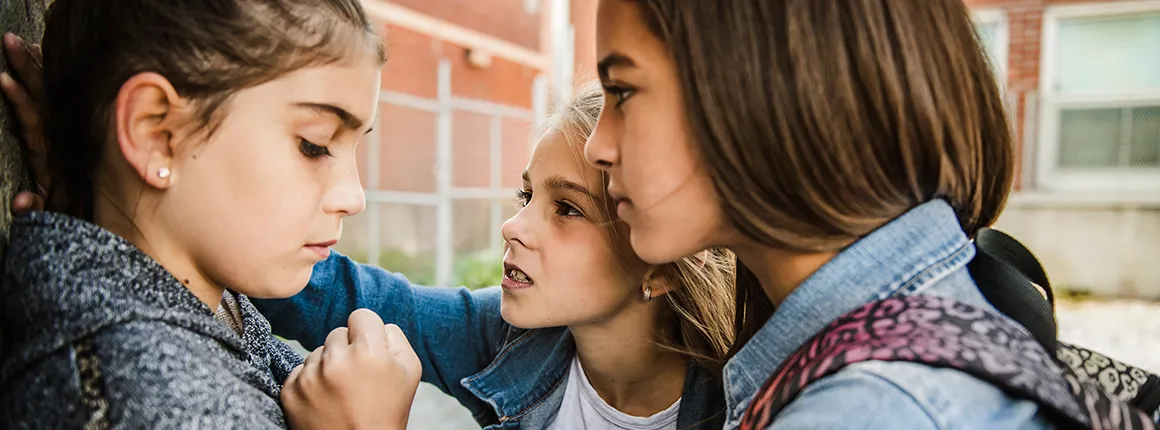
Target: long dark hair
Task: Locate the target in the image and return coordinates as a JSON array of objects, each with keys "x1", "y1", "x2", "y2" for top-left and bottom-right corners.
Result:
[
  {"x1": 41, "y1": 0, "x2": 387, "y2": 219},
  {"x1": 631, "y1": 0, "x2": 1014, "y2": 353}
]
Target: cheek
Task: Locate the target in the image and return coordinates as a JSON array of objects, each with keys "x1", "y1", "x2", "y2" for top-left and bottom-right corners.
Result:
[{"x1": 168, "y1": 130, "x2": 325, "y2": 294}]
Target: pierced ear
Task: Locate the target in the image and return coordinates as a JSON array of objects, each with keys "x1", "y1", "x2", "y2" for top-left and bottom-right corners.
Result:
[
  {"x1": 113, "y1": 72, "x2": 185, "y2": 190},
  {"x1": 642, "y1": 266, "x2": 679, "y2": 300}
]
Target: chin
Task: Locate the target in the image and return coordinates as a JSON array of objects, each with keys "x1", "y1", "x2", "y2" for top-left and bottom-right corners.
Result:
[
  {"x1": 630, "y1": 229, "x2": 687, "y2": 265},
  {"x1": 243, "y1": 269, "x2": 313, "y2": 299},
  {"x1": 499, "y1": 296, "x2": 551, "y2": 330}
]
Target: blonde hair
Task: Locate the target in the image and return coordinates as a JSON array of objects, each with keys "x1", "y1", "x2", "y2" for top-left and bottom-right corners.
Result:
[{"x1": 540, "y1": 81, "x2": 736, "y2": 375}]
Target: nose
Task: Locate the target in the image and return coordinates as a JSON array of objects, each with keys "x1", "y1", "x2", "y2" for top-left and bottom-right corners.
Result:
[
  {"x1": 584, "y1": 119, "x2": 618, "y2": 171},
  {"x1": 323, "y1": 156, "x2": 366, "y2": 217},
  {"x1": 500, "y1": 206, "x2": 535, "y2": 251}
]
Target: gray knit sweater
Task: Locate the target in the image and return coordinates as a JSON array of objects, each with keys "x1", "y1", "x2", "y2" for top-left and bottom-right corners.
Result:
[{"x1": 0, "y1": 212, "x2": 304, "y2": 428}]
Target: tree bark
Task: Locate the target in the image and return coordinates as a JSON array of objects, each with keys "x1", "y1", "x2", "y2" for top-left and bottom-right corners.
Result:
[{"x1": 0, "y1": 0, "x2": 46, "y2": 256}]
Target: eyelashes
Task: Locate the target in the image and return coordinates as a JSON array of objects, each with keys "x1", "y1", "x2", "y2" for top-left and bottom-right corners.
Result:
[
  {"x1": 299, "y1": 139, "x2": 331, "y2": 158},
  {"x1": 515, "y1": 189, "x2": 583, "y2": 217}
]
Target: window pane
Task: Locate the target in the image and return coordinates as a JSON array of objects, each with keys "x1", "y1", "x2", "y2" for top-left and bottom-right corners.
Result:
[
  {"x1": 975, "y1": 21, "x2": 1003, "y2": 75},
  {"x1": 378, "y1": 104, "x2": 438, "y2": 192},
  {"x1": 336, "y1": 203, "x2": 437, "y2": 285},
  {"x1": 452, "y1": 199, "x2": 503, "y2": 289},
  {"x1": 1128, "y1": 106, "x2": 1160, "y2": 167},
  {"x1": 1059, "y1": 108, "x2": 1122, "y2": 168},
  {"x1": 1055, "y1": 13, "x2": 1160, "y2": 93},
  {"x1": 502, "y1": 117, "x2": 534, "y2": 188},
  {"x1": 452, "y1": 110, "x2": 493, "y2": 188}
]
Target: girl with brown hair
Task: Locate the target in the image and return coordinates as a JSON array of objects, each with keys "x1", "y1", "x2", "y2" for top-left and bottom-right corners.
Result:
[{"x1": 584, "y1": 0, "x2": 1066, "y2": 428}]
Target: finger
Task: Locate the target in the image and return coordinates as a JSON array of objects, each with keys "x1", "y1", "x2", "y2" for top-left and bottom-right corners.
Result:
[
  {"x1": 347, "y1": 308, "x2": 387, "y2": 352},
  {"x1": 384, "y1": 324, "x2": 415, "y2": 359},
  {"x1": 303, "y1": 345, "x2": 324, "y2": 368},
  {"x1": 284, "y1": 363, "x2": 303, "y2": 388},
  {"x1": 323, "y1": 326, "x2": 350, "y2": 355},
  {"x1": 13, "y1": 40, "x2": 42, "y2": 101},
  {"x1": 12, "y1": 192, "x2": 43, "y2": 216},
  {"x1": 3, "y1": 34, "x2": 25, "y2": 71},
  {"x1": 0, "y1": 72, "x2": 44, "y2": 141}
]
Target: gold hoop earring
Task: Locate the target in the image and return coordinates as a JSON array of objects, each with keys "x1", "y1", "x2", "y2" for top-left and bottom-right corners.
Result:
[{"x1": 642, "y1": 285, "x2": 652, "y2": 302}]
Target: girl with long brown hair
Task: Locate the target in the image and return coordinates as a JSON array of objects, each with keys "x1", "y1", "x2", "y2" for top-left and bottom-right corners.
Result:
[{"x1": 585, "y1": 0, "x2": 1059, "y2": 428}]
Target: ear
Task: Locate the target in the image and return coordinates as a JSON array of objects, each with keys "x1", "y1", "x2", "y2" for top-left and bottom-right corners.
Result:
[
  {"x1": 642, "y1": 265, "x2": 680, "y2": 299},
  {"x1": 113, "y1": 72, "x2": 186, "y2": 189}
]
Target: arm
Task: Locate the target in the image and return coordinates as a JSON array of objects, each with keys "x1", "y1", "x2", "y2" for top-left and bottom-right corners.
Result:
[{"x1": 250, "y1": 251, "x2": 511, "y2": 396}]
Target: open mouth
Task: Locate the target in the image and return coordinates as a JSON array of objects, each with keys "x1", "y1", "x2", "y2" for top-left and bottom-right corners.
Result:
[{"x1": 502, "y1": 262, "x2": 535, "y2": 288}]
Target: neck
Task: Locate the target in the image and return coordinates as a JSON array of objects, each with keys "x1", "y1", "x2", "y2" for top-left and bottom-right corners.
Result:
[
  {"x1": 569, "y1": 302, "x2": 687, "y2": 417},
  {"x1": 93, "y1": 190, "x2": 225, "y2": 310},
  {"x1": 732, "y1": 240, "x2": 837, "y2": 306}
]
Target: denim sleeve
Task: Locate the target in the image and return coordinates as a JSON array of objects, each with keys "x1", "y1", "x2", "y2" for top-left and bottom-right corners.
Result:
[{"x1": 250, "y1": 252, "x2": 512, "y2": 398}]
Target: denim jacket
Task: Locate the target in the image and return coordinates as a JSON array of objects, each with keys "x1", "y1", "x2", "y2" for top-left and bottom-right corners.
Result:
[
  {"x1": 721, "y1": 200, "x2": 1054, "y2": 429},
  {"x1": 251, "y1": 256, "x2": 726, "y2": 429}
]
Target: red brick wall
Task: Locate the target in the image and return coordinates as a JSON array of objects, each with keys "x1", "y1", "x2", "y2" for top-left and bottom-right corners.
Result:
[
  {"x1": 962, "y1": 0, "x2": 1134, "y2": 188},
  {"x1": 365, "y1": 12, "x2": 542, "y2": 193},
  {"x1": 387, "y1": 0, "x2": 542, "y2": 50}
]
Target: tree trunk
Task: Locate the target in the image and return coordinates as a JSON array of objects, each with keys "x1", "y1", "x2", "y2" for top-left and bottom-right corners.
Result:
[{"x1": 0, "y1": 0, "x2": 46, "y2": 257}]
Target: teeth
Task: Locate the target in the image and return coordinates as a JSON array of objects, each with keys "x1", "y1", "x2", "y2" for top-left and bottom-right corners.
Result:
[{"x1": 507, "y1": 269, "x2": 532, "y2": 283}]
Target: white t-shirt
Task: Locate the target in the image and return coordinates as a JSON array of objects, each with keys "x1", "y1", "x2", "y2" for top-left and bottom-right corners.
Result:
[{"x1": 545, "y1": 356, "x2": 681, "y2": 430}]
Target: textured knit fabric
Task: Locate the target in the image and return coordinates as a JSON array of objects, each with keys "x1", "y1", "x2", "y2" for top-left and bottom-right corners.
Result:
[{"x1": 0, "y1": 211, "x2": 303, "y2": 429}]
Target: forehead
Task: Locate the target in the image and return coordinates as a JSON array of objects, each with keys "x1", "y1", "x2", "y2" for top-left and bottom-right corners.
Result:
[
  {"x1": 595, "y1": 1, "x2": 667, "y2": 71},
  {"x1": 526, "y1": 133, "x2": 604, "y2": 188},
  {"x1": 264, "y1": 59, "x2": 382, "y2": 128}
]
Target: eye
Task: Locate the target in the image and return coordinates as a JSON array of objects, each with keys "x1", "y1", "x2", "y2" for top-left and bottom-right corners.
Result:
[
  {"x1": 554, "y1": 201, "x2": 583, "y2": 217},
  {"x1": 299, "y1": 138, "x2": 331, "y2": 158},
  {"x1": 515, "y1": 189, "x2": 532, "y2": 207},
  {"x1": 603, "y1": 85, "x2": 636, "y2": 108}
]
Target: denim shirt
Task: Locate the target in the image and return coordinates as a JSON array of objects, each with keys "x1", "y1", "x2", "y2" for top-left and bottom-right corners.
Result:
[
  {"x1": 251, "y1": 256, "x2": 726, "y2": 429},
  {"x1": 722, "y1": 200, "x2": 1054, "y2": 430}
]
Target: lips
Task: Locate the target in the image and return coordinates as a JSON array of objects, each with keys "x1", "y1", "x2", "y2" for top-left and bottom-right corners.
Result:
[
  {"x1": 304, "y1": 239, "x2": 337, "y2": 260},
  {"x1": 501, "y1": 261, "x2": 535, "y2": 290}
]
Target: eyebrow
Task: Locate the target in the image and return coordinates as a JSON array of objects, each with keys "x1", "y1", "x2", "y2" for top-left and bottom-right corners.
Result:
[
  {"x1": 597, "y1": 52, "x2": 637, "y2": 82},
  {"x1": 521, "y1": 171, "x2": 594, "y2": 199},
  {"x1": 293, "y1": 102, "x2": 372, "y2": 134}
]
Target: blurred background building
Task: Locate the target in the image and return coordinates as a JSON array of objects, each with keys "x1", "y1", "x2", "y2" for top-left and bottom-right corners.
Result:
[
  {"x1": 324, "y1": 0, "x2": 1158, "y2": 427},
  {"x1": 968, "y1": 0, "x2": 1160, "y2": 298}
]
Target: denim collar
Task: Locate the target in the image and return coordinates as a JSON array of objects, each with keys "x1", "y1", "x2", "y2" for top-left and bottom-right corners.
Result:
[
  {"x1": 721, "y1": 199, "x2": 974, "y2": 426},
  {"x1": 461, "y1": 326, "x2": 727, "y2": 429}
]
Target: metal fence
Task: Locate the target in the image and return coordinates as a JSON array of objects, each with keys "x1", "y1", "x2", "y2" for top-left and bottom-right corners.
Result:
[{"x1": 337, "y1": 59, "x2": 548, "y2": 287}]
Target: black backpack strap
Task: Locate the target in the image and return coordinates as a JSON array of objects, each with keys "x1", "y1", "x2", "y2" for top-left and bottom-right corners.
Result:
[
  {"x1": 970, "y1": 227, "x2": 1058, "y2": 351},
  {"x1": 976, "y1": 227, "x2": 1054, "y2": 301},
  {"x1": 739, "y1": 296, "x2": 1155, "y2": 430}
]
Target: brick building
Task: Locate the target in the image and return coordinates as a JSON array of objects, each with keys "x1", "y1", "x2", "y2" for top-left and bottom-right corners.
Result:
[
  {"x1": 345, "y1": 0, "x2": 1159, "y2": 296},
  {"x1": 340, "y1": 0, "x2": 598, "y2": 287},
  {"x1": 965, "y1": 0, "x2": 1160, "y2": 297}
]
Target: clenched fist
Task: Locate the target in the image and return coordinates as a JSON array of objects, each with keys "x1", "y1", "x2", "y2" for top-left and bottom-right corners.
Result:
[{"x1": 281, "y1": 309, "x2": 421, "y2": 430}]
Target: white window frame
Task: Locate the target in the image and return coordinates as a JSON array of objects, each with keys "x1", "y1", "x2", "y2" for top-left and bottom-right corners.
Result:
[
  {"x1": 1036, "y1": 0, "x2": 1160, "y2": 194},
  {"x1": 972, "y1": 8, "x2": 1009, "y2": 85},
  {"x1": 359, "y1": 60, "x2": 548, "y2": 286}
]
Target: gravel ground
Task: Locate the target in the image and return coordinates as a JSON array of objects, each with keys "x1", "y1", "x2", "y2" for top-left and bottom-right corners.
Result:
[
  {"x1": 1056, "y1": 298, "x2": 1160, "y2": 373},
  {"x1": 285, "y1": 297, "x2": 1160, "y2": 429}
]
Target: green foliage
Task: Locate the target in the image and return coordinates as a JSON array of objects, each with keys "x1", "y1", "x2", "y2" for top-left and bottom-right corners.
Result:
[
  {"x1": 451, "y1": 251, "x2": 503, "y2": 290},
  {"x1": 340, "y1": 249, "x2": 501, "y2": 290}
]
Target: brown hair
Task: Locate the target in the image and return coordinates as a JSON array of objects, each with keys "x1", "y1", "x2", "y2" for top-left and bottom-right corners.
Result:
[
  {"x1": 631, "y1": 0, "x2": 1013, "y2": 352},
  {"x1": 542, "y1": 82, "x2": 736, "y2": 374},
  {"x1": 41, "y1": 0, "x2": 387, "y2": 219}
]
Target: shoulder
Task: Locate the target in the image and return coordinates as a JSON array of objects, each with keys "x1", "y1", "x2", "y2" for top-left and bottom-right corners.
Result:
[
  {"x1": 86, "y1": 321, "x2": 286, "y2": 428},
  {"x1": 769, "y1": 361, "x2": 1051, "y2": 430}
]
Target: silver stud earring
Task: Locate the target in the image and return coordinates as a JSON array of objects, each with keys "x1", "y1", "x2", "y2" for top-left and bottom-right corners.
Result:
[
  {"x1": 642, "y1": 285, "x2": 652, "y2": 302},
  {"x1": 157, "y1": 167, "x2": 171, "y2": 179}
]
